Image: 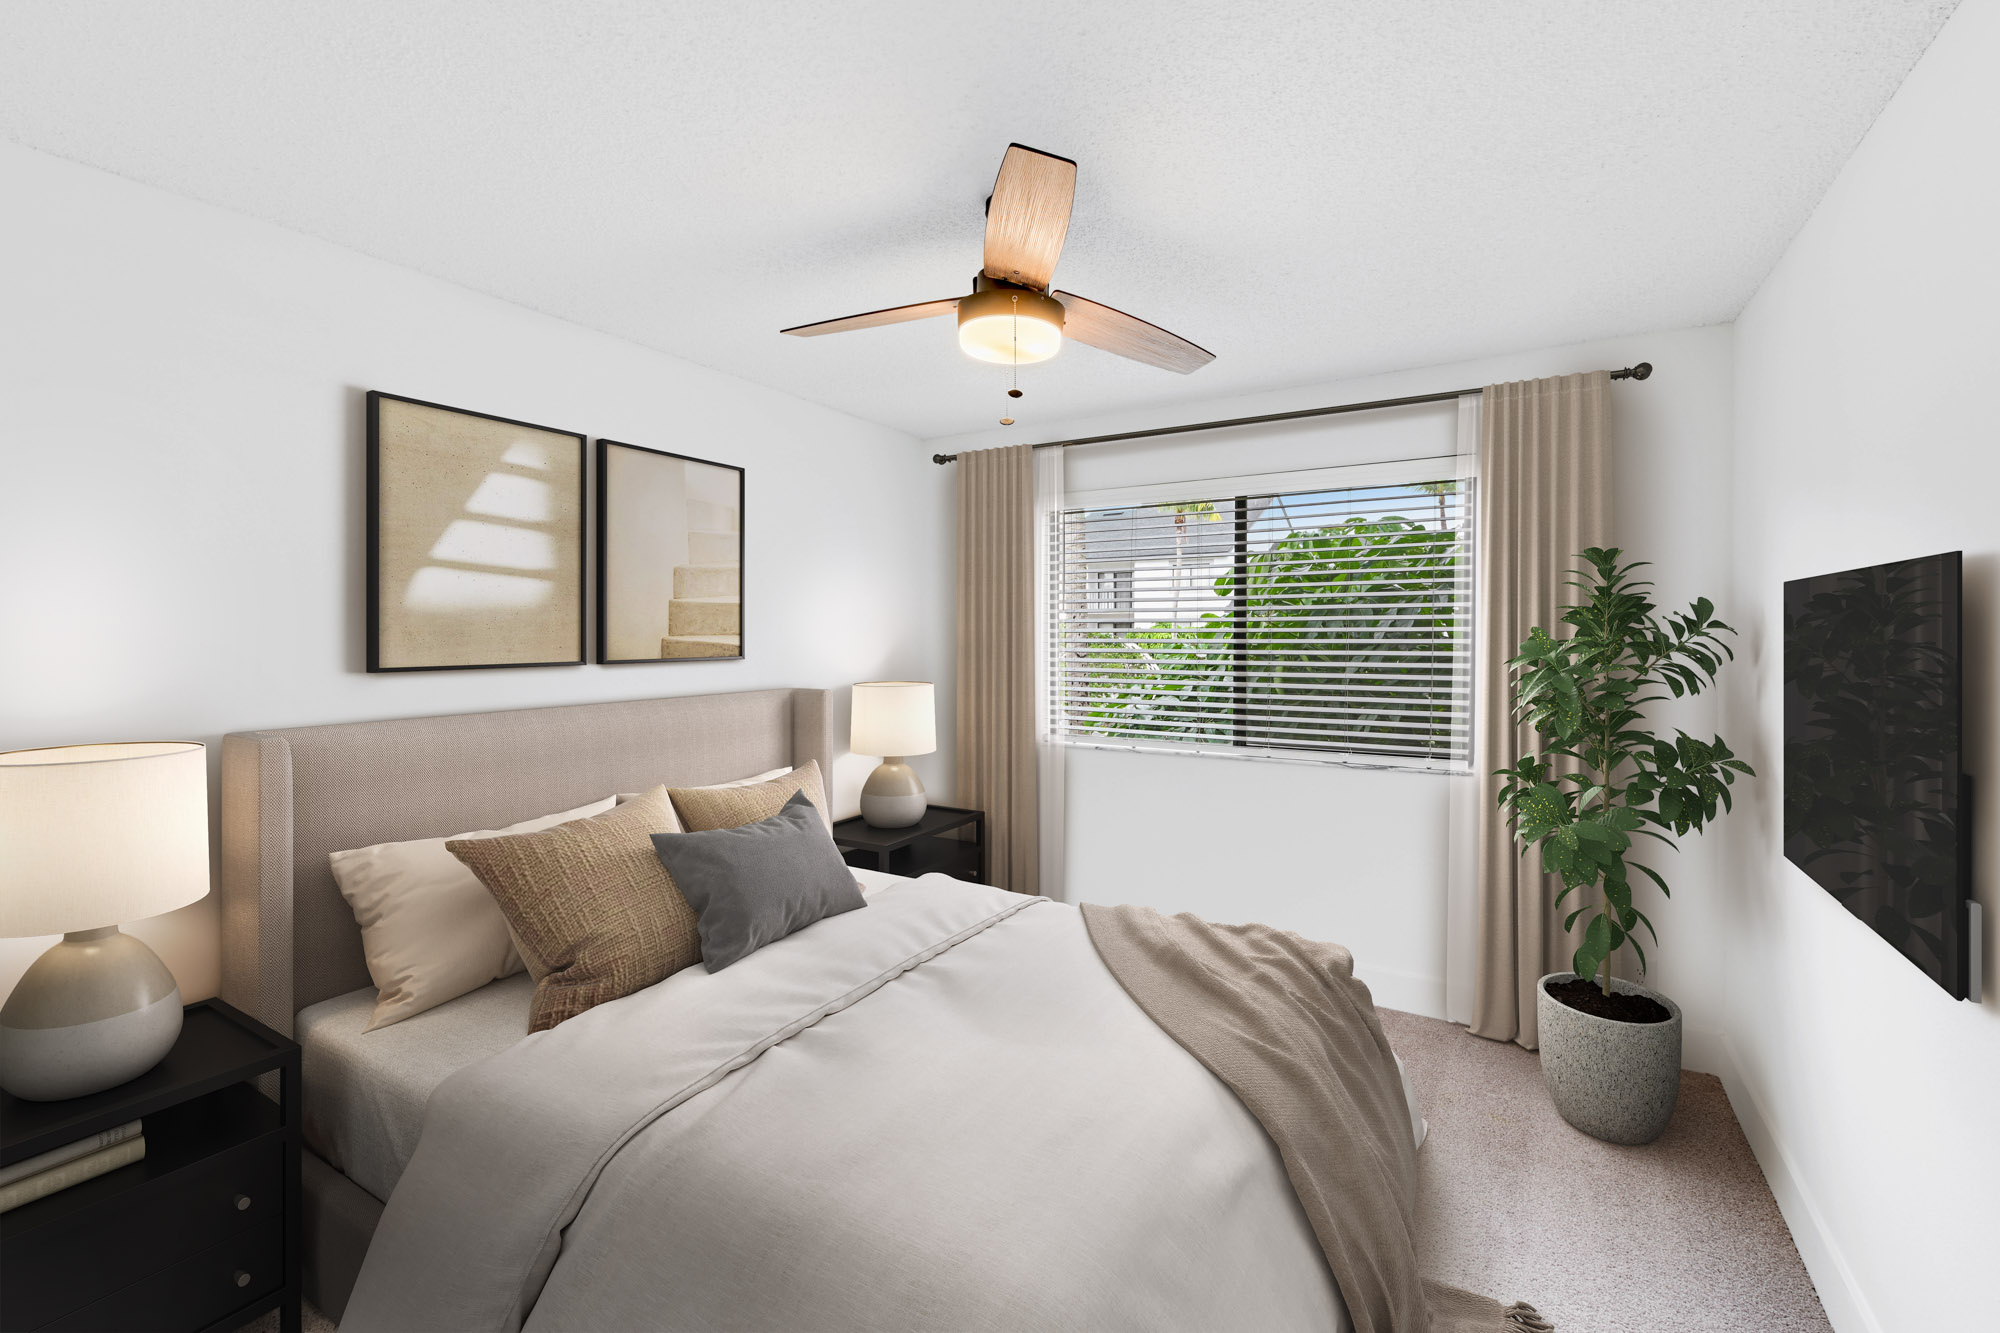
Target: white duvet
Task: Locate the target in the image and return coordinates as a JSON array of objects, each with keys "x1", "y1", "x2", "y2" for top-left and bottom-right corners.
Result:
[{"x1": 343, "y1": 877, "x2": 1362, "y2": 1332}]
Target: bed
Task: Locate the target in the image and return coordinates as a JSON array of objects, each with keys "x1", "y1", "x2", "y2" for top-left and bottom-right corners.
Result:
[
  {"x1": 293, "y1": 867, "x2": 913, "y2": 1208},
  {"x1": 220, "y1": 689, "x2": 835, "y2": 1317},
  {"x1": 220, "y1": 688, "x2": 1476, "y2": 1333}
]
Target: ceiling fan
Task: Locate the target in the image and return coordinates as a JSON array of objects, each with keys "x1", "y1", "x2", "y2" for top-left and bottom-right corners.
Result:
[{"x1": 782, "y1": 144, "x2": 1214, "y2": 375}]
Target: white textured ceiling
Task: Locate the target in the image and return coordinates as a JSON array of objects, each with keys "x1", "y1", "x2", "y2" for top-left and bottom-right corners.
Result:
[{"x1": 0, "y1": 1, "x2": 1957, "y2": 439}]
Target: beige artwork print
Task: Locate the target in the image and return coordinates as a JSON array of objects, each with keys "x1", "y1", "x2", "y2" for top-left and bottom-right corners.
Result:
[{"x1": 375, "y1": 398, "x2": 582, "y2": 668}]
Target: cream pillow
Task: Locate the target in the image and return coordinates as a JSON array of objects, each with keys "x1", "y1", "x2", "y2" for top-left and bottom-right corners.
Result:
[{"x1": 331, "y1": 796, "x2": 620, "y2": 1031}]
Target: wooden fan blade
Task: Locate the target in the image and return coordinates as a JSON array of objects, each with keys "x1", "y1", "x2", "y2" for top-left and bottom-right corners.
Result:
[
  {"x1": 983, "y1": 144, "x2": 1076, "y2": 291},
  {"x1": 782, "y1": 298, "x2": 959, "y2": 337},
  {"x1": 1053, "y1": 291, "x2": 1215, "y2": 373}
]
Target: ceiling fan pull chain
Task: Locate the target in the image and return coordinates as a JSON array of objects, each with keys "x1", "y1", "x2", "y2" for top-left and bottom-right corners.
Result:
[
  {"x1": 1010, "y1": 295, "x2": 1025, "y2": 396},
  {"x1": 998, "y1": 294, "x2": 1023, "y2": 424}
]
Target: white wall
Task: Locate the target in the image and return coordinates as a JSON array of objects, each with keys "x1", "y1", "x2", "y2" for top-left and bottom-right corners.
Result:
[
  {"x1": 932, "y1": 322, "x2": 1737, "y2": 1027},
  {"x1": 1721, "y1": 3, "x2": 1999, "y2": 1329},
  {"x1": 0, "y1": 140, "x2": 955, "y2": 1007},
  {"x1": 1067, "y1": 748, "x2": 1455, "y2": 1014}
]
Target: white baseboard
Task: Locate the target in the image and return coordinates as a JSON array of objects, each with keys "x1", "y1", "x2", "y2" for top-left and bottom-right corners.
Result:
[{"x1": 1709, "y1": 1032, "x2": 1882, "y2": 1333}]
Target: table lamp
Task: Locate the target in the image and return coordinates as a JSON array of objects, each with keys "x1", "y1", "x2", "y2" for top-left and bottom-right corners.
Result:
[
  {"x1": 0, "y1": 742, "x2": 210, "y2": 1101},
  {"x1": 852, "y1": 682, "x2": 937, "y2": 828}
]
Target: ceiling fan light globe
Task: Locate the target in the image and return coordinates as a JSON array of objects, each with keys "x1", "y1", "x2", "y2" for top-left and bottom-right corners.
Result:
[
  {"x1": 956, "y1": 284, "x2": 1066, "y2": 365},
  {"x1": 958, "y1": 314, "x2": 1062, "y2": 365}
]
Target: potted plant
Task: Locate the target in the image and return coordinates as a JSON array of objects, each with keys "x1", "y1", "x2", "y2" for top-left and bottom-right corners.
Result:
[{"x1": 1495, "y1": 548, "x2": 1754, "y2": 1144}]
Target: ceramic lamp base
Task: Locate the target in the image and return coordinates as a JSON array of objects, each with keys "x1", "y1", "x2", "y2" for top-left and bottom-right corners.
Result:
[
  {"x1": 0, "y1": 927, "x2": 183, "y2": 1101},
  {"x1": 860, "y1": 758, "x2": 927, "y2": 828}
]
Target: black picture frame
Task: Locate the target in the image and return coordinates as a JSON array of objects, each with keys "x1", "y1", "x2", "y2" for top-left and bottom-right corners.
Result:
[
  {"x1": 595, "y1": 438, "x2": 745, "y2": 664},
  {"x1": 366, "y1": 391, "x2": 588, "y2": 672}
]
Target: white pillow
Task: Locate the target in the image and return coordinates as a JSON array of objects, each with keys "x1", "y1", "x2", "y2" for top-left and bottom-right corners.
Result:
[
  {"x1": 614, "y1": 766, "x2": 792, "y2": 805},
  {"x1": 331, "y1": 796, "x2": 617, "y2": 1032}
]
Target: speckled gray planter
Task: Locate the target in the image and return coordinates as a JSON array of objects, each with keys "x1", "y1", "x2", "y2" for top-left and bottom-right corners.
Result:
[{"x1": 1537, "y1": 972, "x2": 1683, "y2": 1145}]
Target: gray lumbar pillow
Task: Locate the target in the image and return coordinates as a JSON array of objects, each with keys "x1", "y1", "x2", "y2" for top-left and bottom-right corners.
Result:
[{"x1": 649, "y1": 791, "x2": 866, "y2": 972}]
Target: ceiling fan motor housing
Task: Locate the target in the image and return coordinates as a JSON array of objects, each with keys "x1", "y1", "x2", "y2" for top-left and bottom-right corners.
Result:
[{"x1": 957, "y1": 279, "x2": 1066, "y2": 365}]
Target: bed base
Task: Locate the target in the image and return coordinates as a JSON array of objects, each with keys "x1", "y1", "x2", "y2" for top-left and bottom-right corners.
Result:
[{"x1": 303, "y1": 1150, "x2": 383, "y2": 1321}]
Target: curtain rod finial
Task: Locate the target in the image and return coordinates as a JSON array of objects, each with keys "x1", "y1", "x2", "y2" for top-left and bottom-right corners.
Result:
[
  {"x1": 932, "y1": 452, "x2": 958, "y2": 465},
  {"x1": 1613, "y1": 362, "x2": 1653, "y2": 381}
]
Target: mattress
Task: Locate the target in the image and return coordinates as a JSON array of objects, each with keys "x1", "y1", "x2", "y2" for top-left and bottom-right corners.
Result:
[
  {"x1": 299, "y1": 865, "x2": 914, "y2": 1201},
  {"x1": 299, "y1": 971, "x2": 535, "y2": 1201}
]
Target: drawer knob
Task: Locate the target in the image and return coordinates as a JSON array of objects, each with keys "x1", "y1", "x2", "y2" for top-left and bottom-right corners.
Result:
[
  {"x1": 235, "y1": 1194, "x2": 252, "y2": 1211},
  {"x1": 234, "y1": 1270, "x2": 252, "y2": 1288}
]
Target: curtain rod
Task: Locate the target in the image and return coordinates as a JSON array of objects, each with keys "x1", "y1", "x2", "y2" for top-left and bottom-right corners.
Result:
[{"x1": 930, "y1": 362, "x2": 1651, "y2": 464}]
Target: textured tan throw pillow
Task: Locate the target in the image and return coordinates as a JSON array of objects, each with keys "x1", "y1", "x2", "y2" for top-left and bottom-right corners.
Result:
[
  {"x1": 447, "y1": 787, "x2": 699, "y2": 1033},
  {"x1": 669, "y1": 759, "x2": 833, "y2": 833},
  {"x1": 613, "y1": 765, "x2": 793, "y2": 806}
]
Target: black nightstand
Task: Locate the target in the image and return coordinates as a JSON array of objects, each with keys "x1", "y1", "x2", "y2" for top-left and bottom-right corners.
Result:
[
  {"x1": 833, "y1": 805, "x2": 987, "y2": 884},
  {"x1": 0, "y1": 999, "x2": 301, "y2": 1333}
]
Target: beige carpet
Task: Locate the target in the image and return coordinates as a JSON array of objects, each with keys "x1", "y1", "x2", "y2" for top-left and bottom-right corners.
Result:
[
  {"x1": 244, "y1": 1011, "x2": 1828, "y2": 1333},
  {"x1": 1383, "y1": 1008, "x2": 1832, "y2": 1333}
]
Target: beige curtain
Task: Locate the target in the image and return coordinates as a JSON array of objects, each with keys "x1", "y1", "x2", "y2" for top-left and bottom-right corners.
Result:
[
  {"x1": 956, "y1": 444, "x2": 1041, "y2": 895},
  {"x1": 1469, "y1": 372, "x2": 1610, "y2": 1048}
]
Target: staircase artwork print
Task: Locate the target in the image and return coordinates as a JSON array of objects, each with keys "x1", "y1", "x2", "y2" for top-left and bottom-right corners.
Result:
[{"x1": 596, "y1": 439, "x2": 745, "y2": 663}]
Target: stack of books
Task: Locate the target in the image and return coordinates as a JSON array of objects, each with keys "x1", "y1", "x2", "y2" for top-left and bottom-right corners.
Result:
[{"x1": 0, "y1": 1120, "x2": 145, "y2": 1213}]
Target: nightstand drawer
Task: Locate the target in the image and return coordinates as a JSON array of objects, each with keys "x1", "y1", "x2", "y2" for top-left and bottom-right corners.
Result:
[
  {"x1": 41, "y1": 1222, "x2": 281, "y2": 1333},
  {"x1": 0, "y1": 1131, "x2": 282, "y2": 1330}
]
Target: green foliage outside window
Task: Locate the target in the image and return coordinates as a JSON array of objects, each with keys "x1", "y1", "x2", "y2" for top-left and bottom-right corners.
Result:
[{"x1": 1064, "y1": 509, "x2": 1467, "y2": 758}]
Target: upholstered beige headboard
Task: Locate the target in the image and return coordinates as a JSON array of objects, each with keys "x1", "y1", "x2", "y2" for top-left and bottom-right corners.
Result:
[{"x1": 218, "y1": 689, "x2": 832, "y2": 1035}]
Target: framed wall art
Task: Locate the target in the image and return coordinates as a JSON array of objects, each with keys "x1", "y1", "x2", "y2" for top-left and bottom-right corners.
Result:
[
  {"x1": 597, "y1": 439, "x2": 744, "y2": 663},
  {"x1": 366, "y1": 391, "x2": 586, "y2": 671}
]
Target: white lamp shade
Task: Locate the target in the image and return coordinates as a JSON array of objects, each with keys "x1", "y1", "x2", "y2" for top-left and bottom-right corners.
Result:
[
  {"x1": 0, "y1": 742, "x2": 211, "y2": 938},
  {"x1": 851, "y1": 682, "x2": 937, "y2": 758}
]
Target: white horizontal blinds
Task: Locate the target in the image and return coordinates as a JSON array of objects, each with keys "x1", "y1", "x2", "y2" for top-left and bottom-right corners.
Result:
[{"x1": 1052, "y1": 477, "x2": 1472, "y2": 767}]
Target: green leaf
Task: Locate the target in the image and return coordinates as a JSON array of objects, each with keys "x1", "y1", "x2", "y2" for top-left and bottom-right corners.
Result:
[
  {"x1": 1542, "y1": 823, "x2": 1580, "y2": 872},
  {"x1": 1603, "y1": 805, "x2": 1646, "y2": 833},
  {"x1": 1677, "y1": 733, "x2": 1715, "y2": 768},
  {"x1": 1551, "y1": 692, "x2": 1584, "y2": 737},
  {"x1": 1511, "y1": 783, "x2": 1569, "y2": 840},
  {"x1": 1513, "y1": 626, "x2": 1559, "y2": 665},
  {"x1": 1628, "y1": 861, "x2": 1672, "y2": 898},
  {"x1": 1573, "y1": 914, "x2": 1614, "y2": 984}
]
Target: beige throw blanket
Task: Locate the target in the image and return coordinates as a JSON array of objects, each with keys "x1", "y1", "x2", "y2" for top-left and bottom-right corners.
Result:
[{"x1": 1082, "y1": 904, "x2": 1552, "y2": 1333}]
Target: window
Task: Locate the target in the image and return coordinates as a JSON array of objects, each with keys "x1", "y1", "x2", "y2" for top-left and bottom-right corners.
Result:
[{"x1": 1050, "y1": 474, "x2": 1472, "y2": 769}]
